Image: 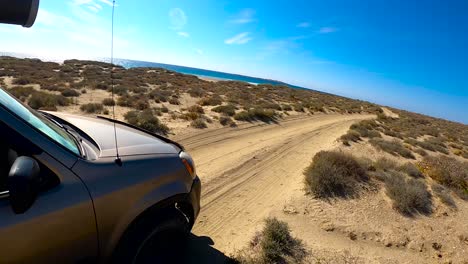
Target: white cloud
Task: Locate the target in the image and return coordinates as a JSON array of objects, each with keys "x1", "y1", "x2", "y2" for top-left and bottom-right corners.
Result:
[
  {"x1": 88, "y1": 5, "x2": 100, "y2": 12},
  {"x1": 318, "y1": 27, "x2": 338, "y2": 34},
  {"x1": 169, "y1": 8, "x2": 187, "y2": 30},
  {"x1": 98, "y1": 0, "x2": 113, "y2": 7},
  {"x1": 225, "y1": 32, "x2": 252, "y2": 45},
  {"x1": 230, "y1": 9, "x2": 255, "y2": 24},
  {"x1": 297, "y1": 22, "x2": 310, "y2": 28},
  {"x1": 177, "y1": 32, "x2": 190, "y2": 37}
]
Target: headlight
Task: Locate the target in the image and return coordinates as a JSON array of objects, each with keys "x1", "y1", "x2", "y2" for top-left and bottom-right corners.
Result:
[{"x1": 179, "y1": 152, "x2": 196, "y2": 179}]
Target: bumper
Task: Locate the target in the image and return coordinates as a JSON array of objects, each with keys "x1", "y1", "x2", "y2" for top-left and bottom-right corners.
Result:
[{"x1": 188, "y1": 176, "x2": 201, "y2": 223}]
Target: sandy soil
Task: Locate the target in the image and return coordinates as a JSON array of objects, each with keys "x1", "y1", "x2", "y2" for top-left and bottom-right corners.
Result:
[{"x1": 173, "y1": 114, "x2": 374, "y2": 256}]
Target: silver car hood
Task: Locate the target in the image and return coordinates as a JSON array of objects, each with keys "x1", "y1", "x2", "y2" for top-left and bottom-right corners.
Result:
[{"x1": 46, "y1": 112, "x2": 179, "y2": 157}]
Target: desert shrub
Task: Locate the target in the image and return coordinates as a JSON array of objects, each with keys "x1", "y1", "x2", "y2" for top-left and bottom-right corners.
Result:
[
  {"x1": 80, "y1": 103, "x2": 103, "y2": 114},
  {"x1": 383, "y1": 129, "x2": 403, "y2": 139},
  {"x1": 199, "y1": 95, "x2": 223, "y2": 106},
  {"x1": 281, "y1": 104, "x2": 293, "y2": 111},
  {"x1": 187, "y1": 105, "x2": 204, "y2": 114},
  {"x1": 404, "y1": 138, "x2": 449, "y2": 154},
  {"x1": 219, "y1": 116, "x2": 236, "y2": 127},
  {"x1": 28, "y1": 92, "x2": 69, "y2": 110},
  {"x1": 12, "y1": 77, "x2": 31, "y2": 85},
  {"x1": 124, "y1": 109, "x2": 169, "y2": 135},
  {"x1": 102, "y1": 98, "x2": 115, "y2": 106},
  {"x1": 398, "y1": 162, "x2": 424, "y2": 178},
  {"x1": 8, "y1": 86, "x2": 35, "y2": 101},
  {"x1": 383, "y1": 171, "x2": 432, "y2": 215},
  {"x1": 212, "y1": 104, "x2": 236, "y2": 116},
  {"x1": 421, "y1": 156, "x2": 468, "y2": 199},
  {"x1": 350, "y1": 121, "x2": 381, "y2": 138},
  {"x1": 432, "y1": 184, "x2": 456, "y2": 207},
  {"x1": 304, "y1": 151, "x2": 368, "y2": 198},
  {"x1": 340, "y1": 130, "x2": 361, "y2": 146},
  {"x1": 234, "y1": 218, "x2": 306, "y2": 264},
  {"x1": 117, "y1": 95, "x2": 149, "y2": 110},
  {"x1": 373, "y1": 157, "x2": 398, "y2": 172},
  {"x1": 61, "y1": 89, "x2": 80, "y2": 97},
  {"x1": 94, "y1": 83, "x2": 109, "y2": 90},
  {"x1": 181, "y1": 112, "x2": 200, "y2": 121},
  {"x1": 414, "y1": 148, "x2": 428, "y2": 156},
  {"x1": 188, "y1": 87, "x2": 206, "y2": 97},
  {"x1": 369, "y1": 138, "x2": 415, "y2": 159},
  {"x1": 190, "y1": 118, "x2": 207, "y2": 129},
  {"x1": 234, "y1": 108, "x2": 276, "y2": 123},
  {"x1": 168, "y1": 97, "x2": 180, "y2": 105},
  {"x1": 134, "y1": 99, "x2": 150, "y2": 110}
]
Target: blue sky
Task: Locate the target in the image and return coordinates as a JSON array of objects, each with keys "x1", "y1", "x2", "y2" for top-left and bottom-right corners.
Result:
[{"x1": 1, "y1": 0, "x2": 467, "y2": 123}]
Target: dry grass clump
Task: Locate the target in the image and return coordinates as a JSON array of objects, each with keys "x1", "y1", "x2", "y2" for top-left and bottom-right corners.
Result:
[
  {"x1": 124, "y1": 109, "x2": 169, "y2": 135},
  {"x1": 398, "y1": 162, "x2": 424, "y2": 178},
  {"x1": 12, "y1": 77, "x2": 31, "y2": 85},
  {"x1": 190, "y1": 118, "x2": 208, "y2": 129},
  {"x1": 80, "y1": 103, "x2": 104, "y2": 114},
  {"x1": 187, "y1": 105, "x2": 204, "y2": 114},
  {"x1": 233, "y1": 218, "x2": 307, "y2": 264},
  {"x1": 28, "y1": 91, "x2": 70, "y2": 111},
  {"x1": 404, "y1": 138, "x2": 449, "y2": 154},
  {"x1": 220, "y1": 116, "x2": 236, "y2": 127},
  {"x1": 382, "y1": 171, "x2": 432, "y2": 216},
  {"x1": 234, "y1": 108, "x2": 277, "y2": 123},
  {"x1": 212, "y1": 104, "x2": 237, "y2": 116},
  {"x1": 102, "y1": 98, "x2": 115, "y2": 106},
  {"x1": 420, "y1": 156, "x2": 468, "y2": 200},
  {"x1": 199, "y1": 95, "x2": 223, "y2": 106},
  {"x1": 369, "y1": 138, "x2": 415, "y2": 159},
  {"x1": 117, "y1": 94, "x2": 150, "y2": 110},
  {"x1": 340, "y1": 130, "x2": 361, "y2": 146},
  {"x1": 304, "y1": 151, "x2": 368, "y2": 198},
  {"x1": 432, "y1": 184, "x2": 456, "y2": 207}
]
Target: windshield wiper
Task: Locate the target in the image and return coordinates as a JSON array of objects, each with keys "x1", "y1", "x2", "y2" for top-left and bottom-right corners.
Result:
[{"x1": 40, "y1": 113, "x2": 86, "y2": 158}]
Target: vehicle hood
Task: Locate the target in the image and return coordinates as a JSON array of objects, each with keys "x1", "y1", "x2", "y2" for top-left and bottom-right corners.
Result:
[{"x1": 45, "y1": 112, "x2": 180, "y2": 157}]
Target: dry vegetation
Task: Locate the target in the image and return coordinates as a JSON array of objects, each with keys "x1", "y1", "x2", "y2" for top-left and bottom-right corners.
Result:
[
  {"x1": 232, "y1": 218, "x2": 307, "y2": 264},
  {"x1": 0, "y1": 56, "x2": 384, "y2": 135}
]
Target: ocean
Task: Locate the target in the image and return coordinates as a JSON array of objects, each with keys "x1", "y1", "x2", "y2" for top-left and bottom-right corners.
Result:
[{"x1": 1, "y1": 52, "x2": 304, "y2": 88}]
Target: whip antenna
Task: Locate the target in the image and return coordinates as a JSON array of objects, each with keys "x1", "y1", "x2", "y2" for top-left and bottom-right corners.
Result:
[{"x1": 110, "y1": 0, "x2": 122, "y2": 166}]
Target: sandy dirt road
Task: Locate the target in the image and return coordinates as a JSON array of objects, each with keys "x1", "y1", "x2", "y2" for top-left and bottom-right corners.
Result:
[{"x1": 173, "y1": 114, "x2": 373, "y2": 256}]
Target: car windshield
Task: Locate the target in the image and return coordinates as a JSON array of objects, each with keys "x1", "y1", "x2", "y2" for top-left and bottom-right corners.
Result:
[{"x1": 0, "y1": 88, "x2": 80, "y2": 156}]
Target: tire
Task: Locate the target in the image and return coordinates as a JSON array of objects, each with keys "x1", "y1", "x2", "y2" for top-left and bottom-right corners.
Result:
[{"x1": 112, "y1": 209, "x2": 190, "y2": 264}]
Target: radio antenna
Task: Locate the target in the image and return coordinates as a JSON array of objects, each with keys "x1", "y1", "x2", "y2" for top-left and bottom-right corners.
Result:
[{"x1": 110, "y1": 0, "x2": 122, "y2": 166}]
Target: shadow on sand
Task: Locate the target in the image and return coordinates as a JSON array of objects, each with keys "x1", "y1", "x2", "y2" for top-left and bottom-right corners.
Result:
[{"x1": 137, "y1": 234, "x2": 233, "y2": 264}]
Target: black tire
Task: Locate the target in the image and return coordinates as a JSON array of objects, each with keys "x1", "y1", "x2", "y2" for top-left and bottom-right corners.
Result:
[{"x1": 112, "y1": 209, "x2": 190, "y2": 264}]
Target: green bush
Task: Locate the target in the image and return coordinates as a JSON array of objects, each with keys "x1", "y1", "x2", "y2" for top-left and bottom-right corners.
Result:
[
  {"x1": 80, "y1": 103, "x2": 104, "y2": 114},
  {"x1": 61, "y1": 89, "x2": 80, "y2": 97},
  {"x1": 124, "y1": 109, "x2": 169, "y2": 135},
  {"x1": 28, "y1": 92, "x2": 69, "y2": 110},
  {"x1": 8, "y1": 86, "x2": 35, "y2": 101},
  {"x1": 383, "y1": 171, "x2": 432, "y2": 215},
  {"x1": 212, "y1": 104, "x2": 237, "y2": 116},
  {"x1": 190, "y1": 118, "x2": 207, "y2": 129},
  {"x1": 370, "y1": 138, "x2": 415, "y2": 159},
  {"x1": 12, "y1": 77, "x2": 31, "y2": 85},
  {"x1": 234, "y1": 218, "x2": 306, "y2": 264},
  {"x1": 304, "y1": 151, "x2": 368, "y2": 198}
]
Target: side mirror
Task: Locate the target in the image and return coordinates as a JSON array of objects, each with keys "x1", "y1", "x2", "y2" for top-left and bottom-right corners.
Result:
[
  {"x1": 7, "y1": 156, "x2": 40, "y2": 214},
  {"x1": 0, "y1": 0, "x2": 40, "y2": 28}
]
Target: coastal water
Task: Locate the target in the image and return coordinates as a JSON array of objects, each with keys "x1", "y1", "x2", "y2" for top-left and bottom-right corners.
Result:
[{"x1": 1, "y1": 52, "x2": 298, "y2": 87}]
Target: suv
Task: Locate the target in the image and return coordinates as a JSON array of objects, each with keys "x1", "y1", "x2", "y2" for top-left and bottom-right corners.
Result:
[{"x1": 0, "y1": 87, "x2": 201, "y2": 263}]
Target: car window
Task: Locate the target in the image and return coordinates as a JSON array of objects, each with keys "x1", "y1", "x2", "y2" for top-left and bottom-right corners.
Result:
[{"x1": 0, "y1": 88, "x2": 80, "y2": 156}]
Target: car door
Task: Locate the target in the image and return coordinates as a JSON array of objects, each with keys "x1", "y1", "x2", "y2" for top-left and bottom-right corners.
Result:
[{"x1": 0, "y1": 120, "x2": 98, "y2": 263}]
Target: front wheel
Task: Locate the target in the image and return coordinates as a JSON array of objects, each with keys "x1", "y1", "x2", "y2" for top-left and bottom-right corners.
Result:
[{"x1": 112, "y1": 209, "x2": 190, "y2": 264}]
